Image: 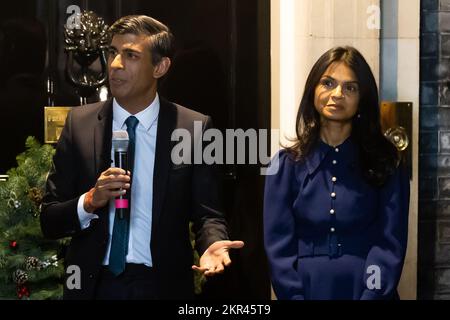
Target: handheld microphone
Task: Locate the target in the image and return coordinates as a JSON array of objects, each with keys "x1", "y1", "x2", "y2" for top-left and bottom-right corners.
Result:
[{"x1": 112, "y1": 130, "x2": 129, "y2": 219}]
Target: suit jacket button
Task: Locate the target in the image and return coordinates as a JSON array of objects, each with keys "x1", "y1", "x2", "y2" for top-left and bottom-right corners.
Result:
[{"x1": 89, "y1": 274, "x2": 94, "y2": 279}]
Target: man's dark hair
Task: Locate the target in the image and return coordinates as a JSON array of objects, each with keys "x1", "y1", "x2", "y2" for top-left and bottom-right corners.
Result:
[{"x1": 109, "y1": 15, "x2": 174, "y2": 65}]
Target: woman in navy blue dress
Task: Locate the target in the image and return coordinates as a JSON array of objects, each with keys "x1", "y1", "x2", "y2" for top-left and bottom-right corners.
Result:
[{"x1": 264, "y1": 46, "x2": 410, "y2": 300}]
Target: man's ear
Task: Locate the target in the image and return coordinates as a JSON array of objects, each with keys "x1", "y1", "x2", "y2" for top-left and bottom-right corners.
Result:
[{"x1": 153, "y1": 57, "x2": 171, "y2": 79}]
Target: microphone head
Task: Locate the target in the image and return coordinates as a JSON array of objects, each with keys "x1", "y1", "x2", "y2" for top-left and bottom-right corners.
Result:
[{"x1": 112, "y1": 130, "x2": 129, "y2": 152}]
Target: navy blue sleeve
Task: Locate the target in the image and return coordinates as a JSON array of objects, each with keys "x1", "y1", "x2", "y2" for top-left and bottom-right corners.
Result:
[
  {"x1": 263, "y1": 150, "x2": 304, "y2": 300},
  {"x1": 361, "y1": 166, "x2": 410, "y2": 299}
]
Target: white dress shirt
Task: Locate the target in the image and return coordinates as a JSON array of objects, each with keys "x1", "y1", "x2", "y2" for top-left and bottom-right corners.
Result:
[{"x1": 77, "y1": 94, "x2": 160, "y2": 267}]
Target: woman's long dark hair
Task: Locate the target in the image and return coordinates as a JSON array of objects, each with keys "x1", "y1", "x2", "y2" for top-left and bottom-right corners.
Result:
[{"x1": 286, "y1": 46, "x2": 398, "y2": 186}]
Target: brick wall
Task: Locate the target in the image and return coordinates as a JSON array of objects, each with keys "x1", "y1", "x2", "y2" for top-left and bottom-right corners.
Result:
[{"x1": 419, "y1": 0, "x2": 450, "y2": 300}]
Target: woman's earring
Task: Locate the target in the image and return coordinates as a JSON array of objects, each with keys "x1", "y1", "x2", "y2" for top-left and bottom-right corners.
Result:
[{"x1": 357, "y1": 113, "x2": 361, "y2": 119}]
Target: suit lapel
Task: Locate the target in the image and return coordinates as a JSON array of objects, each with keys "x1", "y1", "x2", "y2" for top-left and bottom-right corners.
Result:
[
  {"x1": 94, "y1": 99, "x2": 113, "y2": 178},
  {"x1": 152, "y1": 98, "x2": 176, "y2": 227},
  {"x1": 91, "y1": 99, "x2": 113, "y2": 236}
]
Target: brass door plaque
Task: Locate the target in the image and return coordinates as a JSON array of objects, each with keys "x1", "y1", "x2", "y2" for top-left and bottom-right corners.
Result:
[
  {"x1": 44, "y1": 107, "x2": 72, "y2": 144},
  {"x1": 380, "y1": 101, "x2": 413, "y2": 179}
]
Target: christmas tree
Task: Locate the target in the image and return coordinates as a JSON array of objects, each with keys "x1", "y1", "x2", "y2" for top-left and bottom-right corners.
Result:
[{"x1": 0, "y1": 137, "x2": 66, "y2": 299}]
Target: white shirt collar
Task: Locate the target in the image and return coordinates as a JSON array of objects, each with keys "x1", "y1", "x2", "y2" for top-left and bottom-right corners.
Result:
[{"x1": 112, "y1": 94, "x2": 160, "y2": 131}]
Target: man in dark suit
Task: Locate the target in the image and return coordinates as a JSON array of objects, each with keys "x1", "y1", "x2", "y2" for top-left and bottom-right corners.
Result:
[{"x1": 40, "y1": 15, "x2": 243, "y2": 300}]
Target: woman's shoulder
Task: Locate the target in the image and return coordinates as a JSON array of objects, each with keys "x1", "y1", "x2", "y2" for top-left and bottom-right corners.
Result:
[
  {"x1": 266, "y1": 148, "x2": 307, "y2": 176},
  {"x1": 272, "y1": 148, "x2": 297, "y2": 167}
]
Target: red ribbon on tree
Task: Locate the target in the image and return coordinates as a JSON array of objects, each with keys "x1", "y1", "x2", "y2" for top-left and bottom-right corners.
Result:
[{"x1": 17, "y1": 285, "x2": 30, "y2": 299}]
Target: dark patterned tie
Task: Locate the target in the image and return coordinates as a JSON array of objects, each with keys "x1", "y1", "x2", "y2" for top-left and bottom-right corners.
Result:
[{"x1": 108, "y1": 116, "x2": 139, "y2": 276}]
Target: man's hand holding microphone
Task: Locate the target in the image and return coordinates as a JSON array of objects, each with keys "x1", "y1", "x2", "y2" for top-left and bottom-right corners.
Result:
[
  {"x1": 84, "y1": 130, "x2": 131, "y2": 214},
  {"x1": 83, "y1": 168, "x2": 131, "y2": 213}
]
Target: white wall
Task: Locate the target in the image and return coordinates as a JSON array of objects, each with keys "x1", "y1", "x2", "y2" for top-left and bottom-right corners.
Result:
[{"x1": 394, "y1": 0, "x2": 420, "y2": 300}]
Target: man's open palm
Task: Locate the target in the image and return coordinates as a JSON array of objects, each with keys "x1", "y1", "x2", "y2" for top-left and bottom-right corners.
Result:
[{"x1": 192, "y1": 240, "x2": 244, "y2": 276}]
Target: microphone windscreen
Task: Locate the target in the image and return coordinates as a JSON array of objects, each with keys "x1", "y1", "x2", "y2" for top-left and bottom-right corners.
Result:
[{"x1": 112, "y1": 130, "x2": 129, "y2": 152}]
